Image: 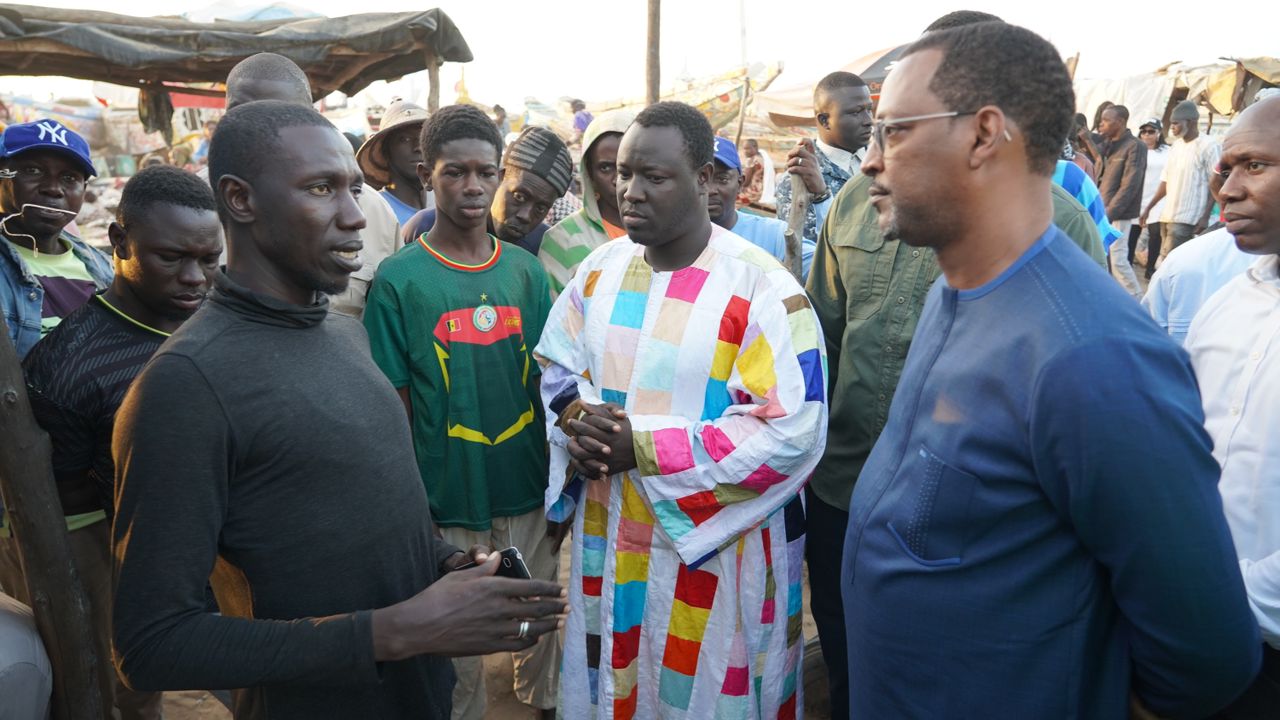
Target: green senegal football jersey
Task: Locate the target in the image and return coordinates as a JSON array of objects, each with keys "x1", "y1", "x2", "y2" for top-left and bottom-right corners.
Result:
[{"x1": 364, "y1": 235, "x2": 551, "y2": 530}]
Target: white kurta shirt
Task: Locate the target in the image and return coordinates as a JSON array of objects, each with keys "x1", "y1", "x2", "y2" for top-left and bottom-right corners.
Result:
[{"x1": 1187, "y1": 253, "x2": 1280, "y2": 647}]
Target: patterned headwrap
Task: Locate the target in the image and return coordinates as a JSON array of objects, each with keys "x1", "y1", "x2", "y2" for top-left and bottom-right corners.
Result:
[{"x1": 503, "y1": 126, "x2": 573, "y2": 197}]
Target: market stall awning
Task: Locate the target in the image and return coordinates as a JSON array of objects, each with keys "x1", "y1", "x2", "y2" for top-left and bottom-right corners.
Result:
[{"x1": 0, "y1": 4, "x2": 472, "y2": 98}]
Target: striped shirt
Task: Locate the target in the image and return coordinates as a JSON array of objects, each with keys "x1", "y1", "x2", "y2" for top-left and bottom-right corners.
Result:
[
  {"x1": 1160, "y1": 135, "x2": 1221, "y2": 225},
  {"x1": 20, "y1": 296, "x2": 167, "y2": 521},
  {"x1": 1054, "y1": 160, "x2": 1122, "y2": 249}
]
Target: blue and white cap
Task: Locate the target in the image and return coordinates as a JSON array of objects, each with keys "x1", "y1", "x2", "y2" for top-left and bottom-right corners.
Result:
[
  {"x1": 713, "y1": 136, "x2": 741, "y2": 172},
  {"x1": 0, "y1": 118, "x2": 96, "y2": 178}
]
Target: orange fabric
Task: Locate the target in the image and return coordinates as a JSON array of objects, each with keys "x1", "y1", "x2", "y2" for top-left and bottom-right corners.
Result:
[{"x1": 603, "y1": 219, "x2": 628, "y2": 240}]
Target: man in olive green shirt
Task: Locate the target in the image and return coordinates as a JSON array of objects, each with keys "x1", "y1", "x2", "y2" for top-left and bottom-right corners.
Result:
[{"x1": 804, "y1": 173, "x2": 1103, "y2": 717}]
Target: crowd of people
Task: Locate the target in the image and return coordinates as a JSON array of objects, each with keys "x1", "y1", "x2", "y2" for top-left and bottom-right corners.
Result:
[{"x1": 0, "y1": 9, "x2": 1276, "y2": 720}]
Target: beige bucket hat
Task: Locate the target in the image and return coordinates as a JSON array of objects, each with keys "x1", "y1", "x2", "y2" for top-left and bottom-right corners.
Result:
[{"x1": 355, "y1": 101, "x2": 429, "y2": 189}]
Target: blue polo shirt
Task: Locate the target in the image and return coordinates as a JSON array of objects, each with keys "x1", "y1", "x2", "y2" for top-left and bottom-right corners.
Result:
[{"x1": 843, "y1": 226, "x2": 1260, "y2": 718}]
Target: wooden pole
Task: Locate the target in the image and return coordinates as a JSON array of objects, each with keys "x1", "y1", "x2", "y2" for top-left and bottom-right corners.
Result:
[
  {"x1": 0, "y1": 319, "x2": 103, "y2": 720},
  {"x1": 783, "y1": 181, "x2": 808, "y2": 282},
  {"x1": 424, "y1": 50, "x2": 440, "y2": 112},
  {"x1": 733, "y1": 80, "x2": 751, "y2": 150},
  {"x1": 645, "y1": 0, "x2": 660, "y2": 105}
]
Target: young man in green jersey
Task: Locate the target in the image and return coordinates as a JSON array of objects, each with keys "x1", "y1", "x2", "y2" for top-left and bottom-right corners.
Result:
[{"x1": 363, "y1": 104, "x2": 557, "y2": 720}]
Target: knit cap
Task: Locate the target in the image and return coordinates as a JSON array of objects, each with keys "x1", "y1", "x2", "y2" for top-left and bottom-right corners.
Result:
[
  {"x1": 502, "y1": 126, "x2": 572, "y2": 197},
  {"x1": 1170, "y1": 100, "x2": 1200, "y2": 122}
]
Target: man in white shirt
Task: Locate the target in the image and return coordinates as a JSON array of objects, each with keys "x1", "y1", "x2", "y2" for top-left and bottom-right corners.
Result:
[
  {"x1": 1142, "y1": 170, "x2": 1251, "y2": 346},
  {"x1": 1140, "y1": 100, "x2": 1221, "y2": 265},
  {"x1": 1142, "y1": 226, "x2": 1254, "y2": 345},
  {"x1": 1185, "y1": 94, "x2": 1280, "y2": 717}
]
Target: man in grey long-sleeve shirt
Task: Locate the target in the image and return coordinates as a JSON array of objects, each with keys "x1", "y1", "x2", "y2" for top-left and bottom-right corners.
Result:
[{"x1": 111, "y1": 100, "x2": 568, "y2": 719}]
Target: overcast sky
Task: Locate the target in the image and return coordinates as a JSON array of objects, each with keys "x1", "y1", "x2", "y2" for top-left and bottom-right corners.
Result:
[{"x1": 9, "y1": 0, "x2": 1278, "y2": 111}]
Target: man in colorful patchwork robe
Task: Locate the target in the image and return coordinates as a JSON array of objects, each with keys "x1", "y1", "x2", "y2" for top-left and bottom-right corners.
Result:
[{"x1": 534, "y1": 101, "x2": 828, "y2": 719}]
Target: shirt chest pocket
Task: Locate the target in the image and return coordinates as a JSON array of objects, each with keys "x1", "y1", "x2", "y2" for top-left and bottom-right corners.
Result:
[
  {"x1": 833, "y1": 226, "x2": 895, "y2": 320},
  {"x1": 886, "y1": 446, "x2": 979, "y2": 566}
]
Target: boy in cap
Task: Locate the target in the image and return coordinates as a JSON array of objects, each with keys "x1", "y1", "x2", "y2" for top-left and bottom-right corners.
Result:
[
  {"x1": 363, "y1": 105, "x2": 559, "y2": 720},
  {"x1": 0, "y1": 118, "x2": 112, "y2": 359},
  {"x1": 706, "y1": 136, "x2": 806, "y2": 276},
  {"x1": 0, "y1": 118, "x2": 115, "y2": 643},
  {"x1": 357, "y1": 100, "x2": 434, "y2": 225},
  {"x1": 1140, "y1": 99, "x2": 1222, "y2": 264},
  {"x1": 400, "y1": 125, "x2": 573, "y2": 257}
]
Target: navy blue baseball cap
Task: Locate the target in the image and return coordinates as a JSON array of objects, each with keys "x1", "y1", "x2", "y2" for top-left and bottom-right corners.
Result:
[
  {"x1": 713, "y1": 136, "x2": 741, "y2": 172},
  {"x1": 0, "y1": 118, "x2": 96, "y2": 178}
]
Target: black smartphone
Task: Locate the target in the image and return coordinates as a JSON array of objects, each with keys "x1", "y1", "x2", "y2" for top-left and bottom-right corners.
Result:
[{"x1": 452, "y1": 546, "x2": 531, "y2": 579}]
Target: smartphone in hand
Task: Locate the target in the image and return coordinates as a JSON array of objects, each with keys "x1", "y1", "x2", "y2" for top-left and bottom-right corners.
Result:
[{"x1": 452, "y1": 546, "x2": 532, "y2": 579}]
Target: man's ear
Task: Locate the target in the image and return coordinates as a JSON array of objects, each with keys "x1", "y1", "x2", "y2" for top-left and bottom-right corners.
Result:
[
  {"x1": 736, "y1": 171, "x2": 745, "y2": 191},
  {"x1": 107, "y1": 221, "x2": 129, "y2": 260},
  {"x1": 970, "y1": 106, "x2": 1010, "y2": 170},
  {"x1": 417, "y1": 161, "x2": 433, "y2": 193},
  {"x1": 218, "y1": 174, "x2": 255, "y2": 225},
  {"x1": 696, "y1": 161, "x2": 713, "y2": 189}
]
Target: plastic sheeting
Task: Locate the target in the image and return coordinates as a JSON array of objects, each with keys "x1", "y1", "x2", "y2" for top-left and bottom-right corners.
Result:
[{"x1": 1076, "y1": 58, "x2": 1279, "y2": 130}]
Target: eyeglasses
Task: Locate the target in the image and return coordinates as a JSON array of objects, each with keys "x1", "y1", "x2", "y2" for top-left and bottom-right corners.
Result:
[{"x1": 871, "y1": 111, "x2": 977, "y2": 148}]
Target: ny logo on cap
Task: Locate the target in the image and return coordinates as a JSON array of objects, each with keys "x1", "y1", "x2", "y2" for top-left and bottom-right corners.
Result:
[{"x1": 36, "y1": 121, "x2": 69, "y2": 146}]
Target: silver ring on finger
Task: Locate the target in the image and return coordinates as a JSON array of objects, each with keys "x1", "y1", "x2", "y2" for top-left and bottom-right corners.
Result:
[
  {"x1": 797, "y1": 158, "x2": 803, "y2": 166},
  {"x1": 517, "y1": 620, "x2": 530, "y2": 639}
]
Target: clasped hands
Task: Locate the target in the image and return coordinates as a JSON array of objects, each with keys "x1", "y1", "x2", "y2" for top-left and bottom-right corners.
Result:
[{"x1": 558, "y1": 399, "x2": 637, "y2": 481}]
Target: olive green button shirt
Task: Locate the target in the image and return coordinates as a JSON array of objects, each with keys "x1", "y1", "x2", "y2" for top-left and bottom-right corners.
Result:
[{"x1": 805, "y1": 175, "x2": 1104, "y2": 510}]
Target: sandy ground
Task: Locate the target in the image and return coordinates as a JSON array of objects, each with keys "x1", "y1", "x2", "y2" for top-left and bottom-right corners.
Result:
[{"x1": 162, "y1": 542, "x2": 830, "y2": 719}]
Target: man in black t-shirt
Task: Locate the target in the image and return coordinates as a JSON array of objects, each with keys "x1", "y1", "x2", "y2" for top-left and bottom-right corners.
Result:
[{"x1": 14, "y1": 165, "x2": 223, "y2": 720}]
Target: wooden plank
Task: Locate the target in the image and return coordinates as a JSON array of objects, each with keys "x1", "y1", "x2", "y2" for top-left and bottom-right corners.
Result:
[{"x1": 0, "y1": 319, "x2": 104, "y2": 720}]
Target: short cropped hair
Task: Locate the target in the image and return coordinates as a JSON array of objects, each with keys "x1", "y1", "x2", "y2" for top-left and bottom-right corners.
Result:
[
  {"x1": 631, "y1": 101, "x2": 714, "y2": 171},
  {"x1": 225, "y1": 52, "x2": 311, "y2": 107},
  {"x1": 117, "y1": 165, "x2": 216, "y2": 229},
  {"x1": 814, "y1": 71, "x2": 868, "y2": 105},
  {"x1": 417, "y1": 104, "x2": 504, "y2": 172},
  {"x1": 1108, "y1": 104, "x2": 1131, "y2": 123},
  {"x1": 924, "y1": 10, "x2": 1003, "y2": 32},
  {"x1": 208, "y1": 100, "x2": 335, "y2": 220},
  {"x1": 906, "y1": 23, "x2": 1074, "y2": 175}
]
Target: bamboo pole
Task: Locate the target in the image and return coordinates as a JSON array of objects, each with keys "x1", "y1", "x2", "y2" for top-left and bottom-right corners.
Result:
[
  {"x1": 645, "y1": 0, "x2": 660, "y2": 106},
  {"x1": 0, "y1": 319, "x2": 103, "y2": 720}
]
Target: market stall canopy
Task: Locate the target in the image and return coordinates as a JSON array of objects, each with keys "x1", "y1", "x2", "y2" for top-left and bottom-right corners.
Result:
[
  {"x1": 754, "y1": 44, "x2": 908, "y2": 127},
  {"x1": 1075, "y1": 56, "x2": 1280, "y2": 132},
  {"x1": 0, "y1": 4, "x2": 473, "y2": 98}
]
